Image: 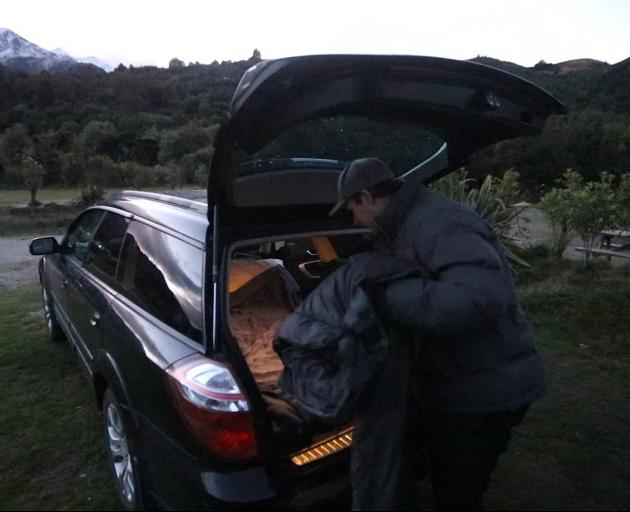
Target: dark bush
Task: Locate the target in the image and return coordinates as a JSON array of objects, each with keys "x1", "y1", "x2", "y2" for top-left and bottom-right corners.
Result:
[{"x1": 74, "y1": 184, "x2": 105, "y2": 206}]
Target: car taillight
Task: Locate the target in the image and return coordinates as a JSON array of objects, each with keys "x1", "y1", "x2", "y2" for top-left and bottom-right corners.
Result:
[{"x1": 166, "y1": 355, "x2": 260, "y2": 461}]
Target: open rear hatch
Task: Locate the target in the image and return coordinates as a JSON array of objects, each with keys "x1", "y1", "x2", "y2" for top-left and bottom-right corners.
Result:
[
  {"x1": 206, "y1": 54, "x2": 567, "y2": 467},
  {"x1": 208, "y1": 54, "x2": 567, "y2": 224}
]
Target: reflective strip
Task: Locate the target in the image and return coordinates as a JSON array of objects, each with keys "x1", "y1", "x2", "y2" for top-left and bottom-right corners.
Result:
[{"x1": 290, "y1": 429, "x2": 354, "y2": 467}]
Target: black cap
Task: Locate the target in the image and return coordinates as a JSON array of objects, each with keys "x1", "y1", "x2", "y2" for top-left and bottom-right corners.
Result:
[{"x1": 329, "y1": 158, "x2": 395, "y2": 216}]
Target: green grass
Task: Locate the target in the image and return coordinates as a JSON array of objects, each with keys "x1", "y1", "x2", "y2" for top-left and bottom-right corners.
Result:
[
  {"x1": 0, "y1": 205, "x2": 80, "y2": 238},
  {"x1": 1, "y1": 262, "x2": 630, "y2": 510},
  {"x1": 0, "y1": 186, "x2": 195, "y2": 237},
  {"x1": 0, "y1": 187, "x2": 193, "y2": 207},
  {"x1": 0, "y1": 217, "x2": 73, "y2": 238},
  {"x1": 0, "y1": 188, "x2": 100, "y2": 207},
  {"x1": 0, "y1": 286, "x2": 120, "y2": 511},
  {"x1": 484, "y1": 259, "x2": 630, "y2": 511}
]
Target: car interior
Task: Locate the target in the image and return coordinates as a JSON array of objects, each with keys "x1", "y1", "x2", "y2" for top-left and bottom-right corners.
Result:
[{"x1": 227, "y1": 232, "x2": 371, "y2": 438}]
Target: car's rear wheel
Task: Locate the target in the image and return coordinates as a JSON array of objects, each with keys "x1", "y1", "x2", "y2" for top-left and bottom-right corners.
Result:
[
  {"x1": 41, "y1": 280, "x2": 65, "y2": 342},
  {"x1": 103, "y1": 389, "x2": 152, "y2": 511}
]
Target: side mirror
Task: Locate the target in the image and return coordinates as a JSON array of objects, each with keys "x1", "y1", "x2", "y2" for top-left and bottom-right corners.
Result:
[{"x1": 29, "y1": 236, "x2": 60, "y2": 255}]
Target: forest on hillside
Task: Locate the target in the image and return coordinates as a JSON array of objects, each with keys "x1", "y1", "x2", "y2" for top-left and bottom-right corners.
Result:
[
  {"x1": 1, "y1": 52, "x2": 629, "y2": 194},
  {"x1": 467, "y1": 56, "x2": 630, "y2": 192}
]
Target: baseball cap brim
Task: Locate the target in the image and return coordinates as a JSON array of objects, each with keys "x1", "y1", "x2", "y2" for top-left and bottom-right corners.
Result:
[{"x1": 328, "y1": 198, "x2": 347, "y2": 217}]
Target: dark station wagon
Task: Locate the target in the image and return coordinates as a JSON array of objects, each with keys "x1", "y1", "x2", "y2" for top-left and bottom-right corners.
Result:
[{"x1": 29, "y1": 55, "x2": 566, "y2": 510}]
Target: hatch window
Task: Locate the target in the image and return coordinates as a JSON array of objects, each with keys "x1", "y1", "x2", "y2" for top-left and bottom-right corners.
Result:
[{"x1": 243, "y1": 115, "x2": 445, "y2": 176}]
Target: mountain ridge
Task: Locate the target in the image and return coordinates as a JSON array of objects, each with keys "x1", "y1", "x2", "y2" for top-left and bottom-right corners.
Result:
[
  {"x1": 0, "y1": 29, "x2": 110, "y2": 73},
  {"x1": 1, "y1": 28, "x2": 625, "y2": 77}
]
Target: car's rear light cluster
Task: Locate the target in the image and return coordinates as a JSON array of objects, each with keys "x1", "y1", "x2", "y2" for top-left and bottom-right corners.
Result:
[{"x1": 166, "y1": 355, "x2": 260, "y2": 461}]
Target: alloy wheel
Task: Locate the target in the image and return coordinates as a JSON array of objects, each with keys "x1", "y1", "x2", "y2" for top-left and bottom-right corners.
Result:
[
  {"x1": 42, "y1": 287, "x2": 53, "y2": 332},
  {"x1": 106, "y1": 402, "x2": 136, "y2": 506}
]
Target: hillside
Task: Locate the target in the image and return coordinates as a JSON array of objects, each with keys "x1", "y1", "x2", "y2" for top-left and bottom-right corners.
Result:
[
  {"x1": 591, "y1": 57, "x2": 630, "y2": 112},
  {"x1": 0, "y1": 52, "x2": 629, "y2": 192},
  {"x1": 464, "y1": 55, "x2": 630, "y2": 187}
]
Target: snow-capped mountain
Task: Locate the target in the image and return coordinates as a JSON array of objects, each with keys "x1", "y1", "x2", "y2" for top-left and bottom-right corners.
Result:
[
  {"x1": 0, "y1": 28, "x2": 110, "y2": 73},
  {"x1": 79, "y1": 56, "x2": 113, "y2": 72},
  {"x1": 0, "y1": 28, "x2": 76, "y2": 72},
  {"x1": 50, "y1": 47, "x2": 72, "y2": 59},
  {"x1": 52, "y1": 48, "x2": 113, "y2": 72}
]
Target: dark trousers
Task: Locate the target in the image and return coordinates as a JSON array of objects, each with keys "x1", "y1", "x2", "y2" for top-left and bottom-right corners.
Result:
[
  {"x1": 351, "y1": 336, "x2": 418, "y2": 511},
  {"x1": 418, "y1": 405, "x2": 529, "y2": 511},
  {"x1": 351, "y1": 355, "x2": 529, "y2": 511}
]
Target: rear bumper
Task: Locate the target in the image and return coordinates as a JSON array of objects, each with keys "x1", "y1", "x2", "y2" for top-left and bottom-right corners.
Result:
[
  {"x1": 200, "y1": 460, "x2": 350, "y2": 510},
  {"x1": 276, "y1": 460, "x2": 351, "y2": 510},
  {"x1": 140, "y1": 415, "x2": 350, "y2": 510},
  {"x1": 200, "y1": 466, "x2": 277, "y2": 503}
]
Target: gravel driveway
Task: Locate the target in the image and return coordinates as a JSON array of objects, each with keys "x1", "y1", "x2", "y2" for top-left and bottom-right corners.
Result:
[{"x1": 0, "y1": 236, "x2": 49, "y2": 289}]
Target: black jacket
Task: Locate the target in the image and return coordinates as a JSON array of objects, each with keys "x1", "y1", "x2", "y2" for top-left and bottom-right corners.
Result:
[
  {"x1": 372, "y1": 179, "x2": 546, "y2": 413},
  {"x1": 275, "y1": 252, "x2": 419, "y2": 422}
]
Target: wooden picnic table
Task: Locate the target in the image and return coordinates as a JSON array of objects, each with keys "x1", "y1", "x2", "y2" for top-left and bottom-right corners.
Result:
[
  {"x1": 599, "y1": 230, "x2": 630, "y2": 251},
  {"x1": 579, "y1": 230, "x2": 630, "y2": 260}
]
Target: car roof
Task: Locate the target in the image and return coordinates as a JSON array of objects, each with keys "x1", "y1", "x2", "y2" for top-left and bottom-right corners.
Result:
[{"x1": 102, "y1": 190, "x2": 209, "y2": 244}]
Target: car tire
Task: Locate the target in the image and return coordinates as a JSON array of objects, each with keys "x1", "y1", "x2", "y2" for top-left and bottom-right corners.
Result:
[
  {"x1": 102, "y1": 389, "x2": 154, "y2": 511},
  {"x1": 40, "y1": 279, "x2": 65, "y2": 342}
]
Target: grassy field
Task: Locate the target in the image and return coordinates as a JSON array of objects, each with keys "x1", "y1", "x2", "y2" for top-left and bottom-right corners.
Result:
[
  {"x1": 0, "y1": 188, "x2": 112, "y2": 207},
  {"x1": 1, "y1": 259, "x2": 629, "y2": 510},
  {"x1": 484, "y1": 260, "x2": 630, "y2": 510},
  {"x1": 0, "y1": 286, "x2": 120, "y2": 511},
  {"x1": 0, "y1": 188, "x2": 109, "y2": 238},
  {"x1": 0, "y1": 187, "x2": 186, "y2": 207},
  {"x1": 0, "y1": 208, "x2": 81, "y2": 238},
  {"x1": 0, "y1": 187, "x2": 192, "y2": 237}
]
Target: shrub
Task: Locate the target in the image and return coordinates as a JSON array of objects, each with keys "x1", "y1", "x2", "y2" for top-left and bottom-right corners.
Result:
[
  {"x1": 82, "y1": 155, "x2": 122, "y2": 188},
  {"x1": 0, "y1": 165, "x2": 26, "y2": 187},
  {"x1": 79, "y1": 121, "x2": 119, "y2": 156},
  {"x1": 194, "y1": 164, "x2": 209, "y2": 187},
  {"x1": 523, "y1": 244, "x2": 551, "y2": 260},
  {"x1": 59, "y1": 153, "x2": 85, "y2": 187},
  {"x1": 60, "y1": 153, "x2": 123, "y2": 187},
  {"x1": 166, "y1": 166, "x2": 185, "y2": 188},
  {"x1": 157, "y1": 123, "x2": 216, "y2": 163},
  {"x1": 539, "y1": 169, "x2": 582, "y2": 259},
  {"x1": 540, "y1": 169, "x2": 624, "y2": 267},
  {"x1": 118, "y1": 161, "x2": 150, "y2": 188},
  {"x1": 180, "y1": 147, "x2": 212, "y2": 184},
  {"x1": 74, "y1": 184, "x2": 105, "y2": 206},
  {"x1": 570, "y1": 172, "x2": 618, "y2": 266},
  {"x1": 150, "y1": 165, "x2": 173, "y2": 187}
]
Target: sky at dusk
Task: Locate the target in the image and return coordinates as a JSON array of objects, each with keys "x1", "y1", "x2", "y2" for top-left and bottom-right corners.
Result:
[{"x1": 3, "y1": 0, "x2": 630, "y2": 68}]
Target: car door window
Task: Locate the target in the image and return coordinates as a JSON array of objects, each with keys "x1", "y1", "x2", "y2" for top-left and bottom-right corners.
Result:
[
  {"x1": 117, "y1": 222, "x2": 203, "y2": 343},
  {"x1": 85, "y1": 212, "x2": 130, "y2": 283},
  {"x1": 63, "y1": 210, "x2": 104, "y2": 263}
]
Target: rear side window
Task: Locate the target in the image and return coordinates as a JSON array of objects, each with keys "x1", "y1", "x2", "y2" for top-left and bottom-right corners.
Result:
[
  {"x1": 117, "y1": 221, "x2": 203, "y2": 343},
  {"x1": 85, "y1": 212, "x2": 129, "y2": 282}
]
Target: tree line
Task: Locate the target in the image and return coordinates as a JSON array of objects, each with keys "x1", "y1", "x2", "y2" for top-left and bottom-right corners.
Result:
[
  {"x1": 1, "y1": 52, "x2": 629, "y2": 195},
  {"x1": 0, "y1": 53, "x2": 259, "y2": 191},
  {"x1": 467, "y1": 56, "x2": 630, "y2": 194}
]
